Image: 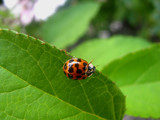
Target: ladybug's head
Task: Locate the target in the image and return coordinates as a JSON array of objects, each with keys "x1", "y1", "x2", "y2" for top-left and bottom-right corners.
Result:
[{"x1": 87, "y1": 63, "x2": 96, "y2": 77}]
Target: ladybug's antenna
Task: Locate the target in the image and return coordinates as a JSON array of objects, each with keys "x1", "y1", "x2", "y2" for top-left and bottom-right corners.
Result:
[
  {"x1": 95, "y1": 64, "x2": 100, "y2": 68},
  {"x1": 89, "y1": 58, "x2": 94, "y2": 64},
  {"x1": 60, "y1": 49, "x2": 73, "y2": 58}
]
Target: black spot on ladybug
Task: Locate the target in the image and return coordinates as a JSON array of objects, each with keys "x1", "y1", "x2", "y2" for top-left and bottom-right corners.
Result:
[
  {"x1": 82, "y1": 73, "x2": 86, "y2": 75},
  {"x1": 76, "y1": 75, "x2": 82, "y2": 79},
  {"x1": 83, "y1": 77, "x2": 86, "y2": 79},
  {"x1": 77, "y1": 69, "x2": 82, "y2": 74},
  {"x1": 69, "y1": 59, "x2": 74, "y2": 63},
  {"x1": 68, "y1": 66, "x2": 74, "y2": 73},
  {"x1": 68, "y1": 74, "x2": 73, "y2": 79},
  {"x1": 77, "y1": 58, "x2": 81, "y2": 62},
  {"x1": 83, "y1": 62, "x2": 87, "y2": 66},
  {"x1": 83, "y1": 66, "x2": 87, "y2": 71},
  {"x1": 75, "y1": 63, "x2": 79, "y2": 68},
  {"x1": 64, "y1": 63, "x2": 67, "y2": 70}
]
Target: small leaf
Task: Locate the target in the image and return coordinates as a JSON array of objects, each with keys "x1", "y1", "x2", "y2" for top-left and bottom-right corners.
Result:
[
  {"x1": 42, "y1": 2, "x2": 100, "y2": 49},
  {"x1": 102, "y1": 45, "x2": 160, "y2": 118},
  {"x1": 71, "y1": 36, "x2": 151, "y2": 70},
  {"x1": 0, "y1": 29, "x2": 125, "y2": 120}
]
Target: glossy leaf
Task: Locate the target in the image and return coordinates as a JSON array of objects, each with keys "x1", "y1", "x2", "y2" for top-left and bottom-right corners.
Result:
[
  {"x1": 102, "y1": 45, "x2": 160, "y2": 118},
  {"x1": 0, "y1": 29, "x2": 125, "y2": 120},
  {"x1": 71, "y1": 36, "x2": 151, "y2": 70},
  {"x1": 42, "y1": 2, "x2": 100, "y2": 48}
]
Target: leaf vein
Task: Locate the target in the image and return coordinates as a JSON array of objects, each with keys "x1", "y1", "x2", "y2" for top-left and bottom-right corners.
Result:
[{"x1": 0, "y1": 66, "x2": 107, "y2": 120}]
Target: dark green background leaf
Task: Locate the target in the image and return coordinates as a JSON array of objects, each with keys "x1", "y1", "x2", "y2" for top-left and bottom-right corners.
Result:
[
  {"x1": 0, "y1": 29, "x2": 125, "y2": 120},
  {"x1": 102, "y1": 45, "x2": 160, "y2": 118},
  {"x1": 42, "y1": 2, "x2": 100, "y2": 48},
  {"x1": 71, "y1": 36, "x2": 152, "y2": 70}
]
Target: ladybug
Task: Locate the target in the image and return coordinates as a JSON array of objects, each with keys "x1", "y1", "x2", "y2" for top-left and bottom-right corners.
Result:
[{"x1": 63, "y1": 58, "x2": 95, "y2": 80}]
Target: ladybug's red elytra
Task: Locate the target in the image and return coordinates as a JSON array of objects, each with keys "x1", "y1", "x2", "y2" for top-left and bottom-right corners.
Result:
[{"x1": 63, "y1": 58, "x2": 95, "y2": 80}]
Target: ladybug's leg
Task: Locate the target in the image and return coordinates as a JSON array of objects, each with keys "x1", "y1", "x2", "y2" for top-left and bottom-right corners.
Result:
[
  {"x1": 60, "y1": 49, "x2": 73, "y2": 58},
  {"x1": 60, "y1": 49, "x2": 67, "y2": 53}
]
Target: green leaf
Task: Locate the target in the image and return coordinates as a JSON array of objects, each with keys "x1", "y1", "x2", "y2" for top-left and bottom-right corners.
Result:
[
  {"x1": 42, "y1": 2, "x2": 100, "y2": 49},
  {"x1": 102, "y1": 45, "x2": 160, "y2": 118},
  {"x1": 71, "y1": 36, "x2": 152, "y2": 70},
  {"x1": 0, "y1": 29, "x2": 125, "y2": 120}
]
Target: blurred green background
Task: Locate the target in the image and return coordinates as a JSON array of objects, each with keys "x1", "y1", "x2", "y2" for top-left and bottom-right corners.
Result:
[
  {"x1": 1, "y1": 0, "x2": 160, "y2": 120},
  {"x1": 1, "y1": 0, "x2": 160, "y2": 44}
]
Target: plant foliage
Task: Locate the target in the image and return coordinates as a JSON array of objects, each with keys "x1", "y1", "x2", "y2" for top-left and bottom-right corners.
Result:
[{"x1": 0, "y1": 29, "x2": 125, "y2": 120}]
